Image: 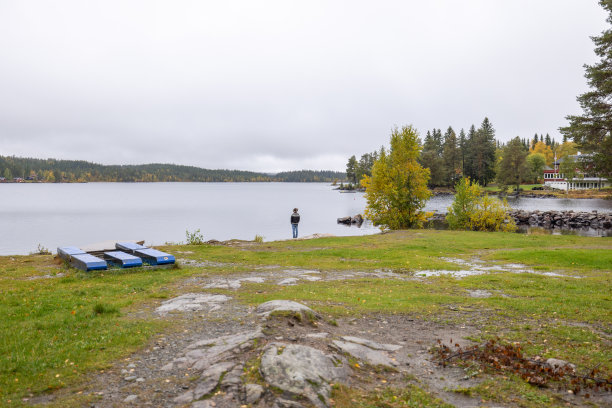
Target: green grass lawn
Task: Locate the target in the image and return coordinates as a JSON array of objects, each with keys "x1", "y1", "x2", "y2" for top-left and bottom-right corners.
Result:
[
  {"x1": 482, "y1": 183, "x2": 543, "y2": 192},
  {"x1": 1, "y1": 230, "x2": 610, "y2": 407}
]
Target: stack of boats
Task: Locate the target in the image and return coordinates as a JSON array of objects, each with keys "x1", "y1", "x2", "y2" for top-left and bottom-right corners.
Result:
[{"x1": 57, "y1": 242, "x2": 175, "y2": 271}]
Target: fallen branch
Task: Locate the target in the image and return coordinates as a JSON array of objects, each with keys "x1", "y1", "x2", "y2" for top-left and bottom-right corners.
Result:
[{"x1": 433, "y1": 338, "x2": 612, "y2": 394}]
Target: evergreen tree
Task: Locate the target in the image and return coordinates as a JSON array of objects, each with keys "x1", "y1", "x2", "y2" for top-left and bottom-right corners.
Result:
[
  {"x1": 472, "y1": 117, "x2": 497, "y2": 185},
  {"x1": 53, "y1": 169, "x2": 62, "y2": 183},
  {"x1": 497, "y1": 137, "x2": 529, "y2": 191},
  {"x1": 420, "y1": 129, "x2": 445, "y2": 187},
  {"x1": 458, "y1": 128, "x2": 467, "y2": 177},
  {"x1": 442, "y1": 126, "x2": 460, "y2": 186},
  {"x1": 560, "y1": 0, "x2": 612, "y2": 181},
  {"x1": 354, "y1": 152, "x2": 378, "y2": 184},
  {"x1": 463, "y1": 125, "x2": 478, "y2": 180},
  {"x1": 346, "y1": 155, "x2": 358, "y2": 184}
]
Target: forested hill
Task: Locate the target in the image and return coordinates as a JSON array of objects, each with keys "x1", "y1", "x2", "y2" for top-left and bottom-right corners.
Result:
[{"x1": 0, "y1": 156, "x2": 346, "y2": 183}]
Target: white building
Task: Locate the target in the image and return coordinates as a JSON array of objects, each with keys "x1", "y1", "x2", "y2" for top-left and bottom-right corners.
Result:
[{"x1": 543, "y1": 153, "x2": 611, "y2": 190}]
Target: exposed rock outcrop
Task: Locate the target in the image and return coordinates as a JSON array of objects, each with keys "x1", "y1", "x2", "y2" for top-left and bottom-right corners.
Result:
[{"x1": 260, "y1": 343, "x2": 348, "y2": 407}]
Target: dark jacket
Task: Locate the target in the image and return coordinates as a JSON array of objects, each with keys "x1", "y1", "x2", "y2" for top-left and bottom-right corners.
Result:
[{"x1": 291, "y1": 212, "x2": 300, "y2": 224}]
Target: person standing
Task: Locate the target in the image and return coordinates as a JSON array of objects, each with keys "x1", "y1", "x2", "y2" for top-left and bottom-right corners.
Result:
[{"x1": 290, "y1": 208, "x2": 300, "y2": 238}]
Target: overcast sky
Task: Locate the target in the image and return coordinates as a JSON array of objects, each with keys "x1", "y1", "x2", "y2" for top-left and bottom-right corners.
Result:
[{"x1": 0, "y1": 1, "x2": 606, "y2": 172}]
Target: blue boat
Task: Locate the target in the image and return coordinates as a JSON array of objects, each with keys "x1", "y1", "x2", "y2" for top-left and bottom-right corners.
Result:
[
  {"x1": 104, "y1": 251, "x2": 143, "y2": 268},
  {"x1": 134, "y1": 248, "x2": 175, "y2": 265},
  {"x1": 71, "y1": 254, "x2": 108, "y2": 271},
  {"x1": 57, "y1": 246, "x2": 86, "y2": 260},
  {"x1": 115, "y1": 242, "x2": 147, "y2": 254},
  {"x1": 57, "y1": 246, "x2": 107, "y2": 271},
  {"x1": 115, "y1": 242, "x2": 175, "y2": 265}
]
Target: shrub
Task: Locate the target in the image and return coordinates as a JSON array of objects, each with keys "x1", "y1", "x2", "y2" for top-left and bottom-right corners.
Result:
[
  {"x1": 31, "y1": 244, "x2": 51, "y2": 255},
  {"x1": 468, "y1": 194, "x2": 516, "y2": 232},
  {"x1": 185, "y1": 228, "x2": 205, "y2": 245},
  {"x1": 446, "y1": 178, "x2": 481, "y2": 230},
  {"x1": 254, "y1": 235, "x2": 264, "y2": 243},
  {"x1": 447, "y1": 178, "x2": 516, "y2": 232}
]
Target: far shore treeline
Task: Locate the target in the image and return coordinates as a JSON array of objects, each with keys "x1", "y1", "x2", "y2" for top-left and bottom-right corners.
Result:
[{"x1": 0, "y1": 156, "x2": 345, "y2": 183}]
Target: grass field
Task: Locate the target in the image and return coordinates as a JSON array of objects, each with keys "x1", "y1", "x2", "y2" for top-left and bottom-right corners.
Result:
[
  {"x1": 482, "y1": 183, "x2": 543, "y2": 192},
  {"x1": 1, "y1": 230, "x2": 610, "y2": 407}
]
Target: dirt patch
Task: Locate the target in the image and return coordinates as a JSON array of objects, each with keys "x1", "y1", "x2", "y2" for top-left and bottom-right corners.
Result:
[
  {"x1": 25, "y1": 261, "x2": 609, "y2": 408},
  {"x1": 31, "y1": 297, "x2": 488, "y2": 408}
]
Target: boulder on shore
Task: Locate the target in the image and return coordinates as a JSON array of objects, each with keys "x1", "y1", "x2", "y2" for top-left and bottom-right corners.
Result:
[
  {"x1": 507, "y1": 210, "x2": 611, "y2": 230},
  {"x1": 337, "y1": 214, "x2": 364, "y2": 225}
]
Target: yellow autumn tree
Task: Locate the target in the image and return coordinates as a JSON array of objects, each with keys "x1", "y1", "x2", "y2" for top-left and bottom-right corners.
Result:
[
  {"x1": 530, "y1": 141, "x2": 554, "y2": 166},
  {"x1": 362, "y1": 125, "x2": 432, "y2": 229}
]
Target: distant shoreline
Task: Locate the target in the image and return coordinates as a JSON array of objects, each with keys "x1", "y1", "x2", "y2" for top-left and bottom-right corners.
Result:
[
  {"x1": 3, "y1": 180, "x2": 609, "y2": 200},
  {"x1": 0, "y1": 155, "x2": 346, "y2": 183}
]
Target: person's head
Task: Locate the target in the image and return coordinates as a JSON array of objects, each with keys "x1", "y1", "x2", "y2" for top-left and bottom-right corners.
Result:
[{"x1": 293, "y1": 208, "x2": 298, "y2": 213}]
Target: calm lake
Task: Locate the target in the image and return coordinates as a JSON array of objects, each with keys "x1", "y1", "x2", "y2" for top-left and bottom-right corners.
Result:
[{"x1": 1, "y1": 182, "x2": 611, "y2": 255}]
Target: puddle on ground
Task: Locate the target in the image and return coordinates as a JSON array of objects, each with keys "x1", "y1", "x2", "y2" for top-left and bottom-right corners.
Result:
[
  {"x1": 428, "y1": 258, "x2": 581, "y2": 279},
  {"x1": 415, "y1": 270, "x2": 485, "y2": 278},
  {"x1": 26, "y1": 272, "x2": 66, "y2": 280},
  {"x1": 190, "y1": 258, "x2": 580, "y2": 295},
  {"x1": 467, "y1": 289, "x2": 492, "y2": 298}
]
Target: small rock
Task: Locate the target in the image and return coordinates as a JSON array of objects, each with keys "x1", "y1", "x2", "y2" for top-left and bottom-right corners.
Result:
[
  {"x1": 546, "y1": 358, "x2": 576, "y2": 373},
  {"x1": 136, "y1": 377, "x2": 145, "y2": 382},
  {"x1": 124, "y1": 376, "x2": 137, "y2": 381},
  {"x1": 127, "y1": 363, "x2": 136, "y2": 368},
  {"x1": 123, "y1": 395, "x2": 137, "y2": 403},
  {"x1": 275, "y1": 398, "x2": 306, "y2": 408},
  {"x1": 245, "y1": 383, "x2": 264, "y2": 404}
]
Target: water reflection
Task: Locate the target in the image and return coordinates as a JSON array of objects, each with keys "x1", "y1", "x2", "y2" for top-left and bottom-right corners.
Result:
[{"x1": 424, "y1": 194, "x2": 612, "y2": 213}]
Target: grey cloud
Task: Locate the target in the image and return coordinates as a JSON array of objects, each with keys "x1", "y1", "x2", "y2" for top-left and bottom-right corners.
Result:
[{"x1": 0, "y1": 0, "x2": 607, "y2": 172}]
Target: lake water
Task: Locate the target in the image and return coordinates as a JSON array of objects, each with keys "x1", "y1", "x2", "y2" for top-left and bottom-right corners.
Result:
[{"x1": 1, "y1": 182, "x2": 611, "y2": 255}]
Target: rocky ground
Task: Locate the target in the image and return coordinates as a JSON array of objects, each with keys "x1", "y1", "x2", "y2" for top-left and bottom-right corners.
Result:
[{"x1": 28, "y1": 258, "x2": 610, "y2": 408}]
